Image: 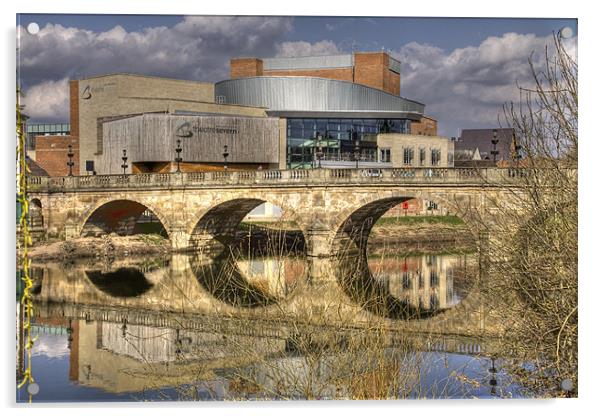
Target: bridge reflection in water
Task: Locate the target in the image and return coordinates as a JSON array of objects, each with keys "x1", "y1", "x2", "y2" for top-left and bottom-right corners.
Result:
[{"x1": 23, "y1": 246, "x2": 518, "y2": 400}]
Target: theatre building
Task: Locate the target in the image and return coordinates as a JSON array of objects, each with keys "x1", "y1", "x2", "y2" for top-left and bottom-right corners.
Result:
[{"x1": 33, "y1": 51, "x2": 453, "y2": 176}]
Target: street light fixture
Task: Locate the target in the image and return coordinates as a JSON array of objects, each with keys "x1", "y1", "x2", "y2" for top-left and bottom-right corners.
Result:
[
  {"x1": 315, "y1": 133, "x2": 324, "y2": 169},
  {"x1": 512, "y1": 131, "x2": 522, "y2": 170},
  {"x1": 490, "y1": 129, "x2": 499, "y2": 165},
  {"x1": 223, "y1": 144, "x2": 229, "y2": 171},
  {"x1": 175, "y1": 139, "x2": 183, "y2": 173},
  {"x1": 67, "y1": 144, "x2": 74, "y2": 176},
  {"x1": 121, "y1": 149, "x2": 128, "y2": 175},
  {"x1": 354, "y1": 134, "x2": 361, "y2": 169}
]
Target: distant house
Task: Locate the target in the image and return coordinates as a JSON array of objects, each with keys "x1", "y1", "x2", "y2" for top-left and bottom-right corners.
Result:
[{"x1": 454, "y1": 128, "x2": 518, "y2": 167}]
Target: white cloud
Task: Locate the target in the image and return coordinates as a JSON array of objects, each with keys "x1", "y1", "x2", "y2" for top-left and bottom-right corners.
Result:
[
  {"x1": 18, "y1": 16, "x2": 294, "y2": 122},
  {"x1": 276, "y1": 40, "x2": 341, "y2": 57},
  {"x1": 21, "y1": 78, "x2": 69, "y2": 121},
  {"x1": 394, "y1": 33, "x2": 577, "y2": 136}
]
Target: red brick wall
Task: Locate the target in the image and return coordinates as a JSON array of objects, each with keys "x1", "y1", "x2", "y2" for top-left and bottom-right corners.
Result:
[
  {"x1": 353, "y1": 52, "x2": 400, "y2": 96},
  {"x1": 229, "y1": 53, "x2": 400, "y2": 95},
  {"x1": 69, "y1": 80, "x2": 79, "y2": 137},
  {"x1": 410, "y1": 116, "x2": 438, "y2": 136},
  {"x1": 231, "y1": 58, "x2": 264, "y2": 78},
  {"x1": 35, "y1": 135, "x2": 80, "y2": 176}
]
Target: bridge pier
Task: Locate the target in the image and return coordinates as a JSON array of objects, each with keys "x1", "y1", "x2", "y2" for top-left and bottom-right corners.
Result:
[
  {"x1": 170, "y1": 227, "x2": 192, "y2": 252},
  {"x1": 305, "y1": 228, "x2": 333, "y2": 258}
]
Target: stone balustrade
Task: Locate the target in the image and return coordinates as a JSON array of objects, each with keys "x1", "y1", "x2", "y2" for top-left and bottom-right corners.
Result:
[{"x1": 27, "y1": 167, "x2": 523, "y2": 192}]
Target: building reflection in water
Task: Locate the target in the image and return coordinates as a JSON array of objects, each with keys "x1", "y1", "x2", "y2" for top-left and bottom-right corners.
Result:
[
  {"x1": 369, "y1": 253, "x2": 467, "y2": 311},
  {"x1": 191, "y1": 251, "x2": 307, "y2": 308},
  {"x1": 337, "y1": 252, "x2": 472, "y2": 320}
]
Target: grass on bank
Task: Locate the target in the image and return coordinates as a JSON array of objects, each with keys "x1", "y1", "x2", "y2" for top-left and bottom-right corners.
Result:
[{"x1": 375, "y1": 215, "x2": 465, "y2": 226}]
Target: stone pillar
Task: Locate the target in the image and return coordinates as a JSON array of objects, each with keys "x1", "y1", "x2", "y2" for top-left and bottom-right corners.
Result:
[
  {"x1": 307, "y1": 256, "x2": 336, "y2": 282},
  {"x1": 64, "y1": 221, "x2": 78, "y2": 240},
  {"x1": 169, "y1": 226, "x2": 192, "y2": 252},
  {"x1": 305, "y1": 228, "x2": 333, "y2": 258}
]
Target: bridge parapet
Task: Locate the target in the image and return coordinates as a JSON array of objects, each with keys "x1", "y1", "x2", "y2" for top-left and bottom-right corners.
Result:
[{"x1": 27, "y1": 167, "x2": 521, "y2": 192}]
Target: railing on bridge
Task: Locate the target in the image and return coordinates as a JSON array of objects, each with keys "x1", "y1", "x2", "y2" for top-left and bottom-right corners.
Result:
[{"x1": 26, "y1": 167, "x2": 526, "y2": 192}]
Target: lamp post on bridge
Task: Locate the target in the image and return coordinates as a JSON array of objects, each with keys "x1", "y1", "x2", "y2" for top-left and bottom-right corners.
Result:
[
  {"x1": 223, "y1": 144, "x2": 229, "y2": 171},
  {"x1": 121, "y1": 149, "x2": 128, "y2": 175},
  {"x1": 66, "y1": 144, "x2": 74, "y2": 176},
  {"x1": 354, "y1": 134, "x2": 361, "y2": 169},
  {"x1": 490, "y1": 129, "x2": 499, "y2": 165},
  {"x1": 175, "y1": 139, "x2": 183, "y2": 173},
  {"x1": 314, "y1": 133, "x2": 324, "y2": 169}
]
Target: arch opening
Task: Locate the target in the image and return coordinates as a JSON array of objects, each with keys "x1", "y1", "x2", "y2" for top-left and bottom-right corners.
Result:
[
  {"x1": 81, "y1": 200, "x2": 168, "y2": 238},
  {"x1": 189, "y1": 198, "x2": 305, "y2": 255},
  {"x1": 333, "y1": 196, "x2": 478, "y2": 320},
  {"x1": 29, "y1": 198, "x2": 44, "y2": 228},
  {"x1": 189, "y1": 198, "x2": 308, "y2": 308}
]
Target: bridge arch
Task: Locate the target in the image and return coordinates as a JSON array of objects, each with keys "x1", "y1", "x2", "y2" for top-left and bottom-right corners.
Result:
[
  {"x1": 79, "y1": 198, "x2": 171, "y2": 238},
  {"x1": 330, "y1": 190, "x2": 478, "y2": 253},
  {"x1": 187, "y1": 195, "x2": 308, "y2": 251}
]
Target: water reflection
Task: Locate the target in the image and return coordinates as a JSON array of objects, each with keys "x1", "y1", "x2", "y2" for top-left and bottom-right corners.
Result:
[
  {"x1": 190, "y1": 250, "x2": 308, "y2": 308},
  {"x1": 19, "y1": 245, "x2": 499, "y2": 402},
  {"x1": 337, "y1": 250, "x2": 473, "y2": 320},
  {"x1": 85, "y1": 268, "x2": 154, "y2": 298}
]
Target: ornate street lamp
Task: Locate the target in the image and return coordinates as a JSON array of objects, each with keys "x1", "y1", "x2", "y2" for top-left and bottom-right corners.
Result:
[
  {"x1": 490, "y1": 129, "x2": 499, "y2": 164},
  {"x1": 354, "y1": 135, "x2": 361, "y2": 169},
  {"x1": 223, "y1": 144, "x2": 229, "y2": 171},
  {"x1": 121, "y1": 149, "x2": 128, "y2": 175},
  {"x1": 314, "y1": 133, "x2": 324, "y2": 169},
  {"x1": 488, "y1": 356, "x2": 498, "y2": 396},
  {"x1": 512, "y1": 131, "x2": 522, "y2": 170},
  {"x1": 175, "y1": 139, "x2": 183, "y2": 173},
  {"x1": 67, "y1": 144, "x2": 74, "y2": 176}
]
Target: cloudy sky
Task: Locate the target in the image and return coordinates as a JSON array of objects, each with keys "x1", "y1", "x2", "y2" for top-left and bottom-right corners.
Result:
[{"x1": 16, "y1": 15, "x2": 576, "y2": 136}]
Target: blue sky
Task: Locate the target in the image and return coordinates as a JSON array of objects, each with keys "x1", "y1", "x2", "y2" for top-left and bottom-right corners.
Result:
[{"x1": 16, "y1": 14, "x2": 577, "y2": 136}]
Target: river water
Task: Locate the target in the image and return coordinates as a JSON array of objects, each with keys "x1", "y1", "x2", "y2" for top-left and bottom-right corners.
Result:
[{"x1": 16, "y1": 239, "x2": 529, "y2": 402}]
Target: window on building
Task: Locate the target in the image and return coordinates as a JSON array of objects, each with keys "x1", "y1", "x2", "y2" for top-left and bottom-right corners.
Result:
[
  {"x1": 431, "y1": 148, "x2": 441, "y2": 166},
  {"x1": 419, "y1": 148, "x2": 426, "y2": 166},
  {"x1": 403, "y1": 147, "x2": 414, "y2": 165},
  {"x1": 380, "y1": 148, "x2": 391, "y2": 163}
]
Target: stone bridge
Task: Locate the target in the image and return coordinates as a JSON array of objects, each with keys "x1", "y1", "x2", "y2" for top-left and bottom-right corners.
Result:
[{"x1": 27, "y1": 167, "x2": 521, "y2": 256}]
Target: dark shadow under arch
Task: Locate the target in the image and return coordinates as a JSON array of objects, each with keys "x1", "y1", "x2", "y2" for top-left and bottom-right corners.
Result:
[{"x1": 81, "y1": 199, "x2": 168, "y2": 237}]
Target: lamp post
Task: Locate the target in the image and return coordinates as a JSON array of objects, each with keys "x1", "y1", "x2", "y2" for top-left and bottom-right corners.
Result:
[
  {"x1": 175, "y1": 139, "x2": 183, "y2": 173},
  {"x1": 490, "y1": 129, "x2": 499, "y2": 165},
  {"x1": 121, "y1": 149, "x2": 128, "y2": 175},
  {"x1": 512, "y1": 132, "x2": 522, "y2": 171},
  {"x1": 488, "y1": 356, "x2": 498, "y2": 396},
  {"x1": 354, "y1": 136, "x2": 361, "y2": 169},
  {"x1": 67, "y1": 144, "x2": 74, "y2": 176},
  {"x1": 223, "y1": 144, "x2": 229, "y2": 171},
  {"x1": 315, "y1": 133, "x2": 324, "y2": 169}
]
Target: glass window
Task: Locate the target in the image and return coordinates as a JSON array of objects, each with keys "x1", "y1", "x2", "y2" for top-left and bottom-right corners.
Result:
[
  {"x1": 403, "y1": 147, "x2": 414, "y2": 165},
  {"x1": 431, "y1": 148, "x2": 441, "y2": 166},
  {"x1": 380, "y1": 148, "x2": 391, "y2": 163},
  {"x1": 419, "y1": 148, "x2": 426, "y2": 166}
]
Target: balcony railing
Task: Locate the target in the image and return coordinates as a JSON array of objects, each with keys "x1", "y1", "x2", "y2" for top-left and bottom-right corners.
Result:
[{"x1": 26, "y1": 168, "x2": 530, "y2": 192}]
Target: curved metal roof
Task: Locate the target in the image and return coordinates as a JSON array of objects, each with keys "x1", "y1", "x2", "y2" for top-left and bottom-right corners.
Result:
[{"x1": 215, "y1": 76, "x2": 425, "y2": 118}]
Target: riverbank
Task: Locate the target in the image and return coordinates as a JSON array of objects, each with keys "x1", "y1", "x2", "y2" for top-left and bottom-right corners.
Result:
[
  {"x1": 24, "y1": 234, "x2": 170, "y2": 262},
  {"x1": 21, "y1": 216, "x2": 474, "y2": 261}
]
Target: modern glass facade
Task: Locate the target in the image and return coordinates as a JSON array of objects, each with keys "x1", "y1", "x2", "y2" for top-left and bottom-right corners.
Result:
[
  {"x1": 286, "y1": 118, "x2": 411, "y2": 169},
  {"x1": 26, "y1": 123, "x2": 70, "y2": 150}
]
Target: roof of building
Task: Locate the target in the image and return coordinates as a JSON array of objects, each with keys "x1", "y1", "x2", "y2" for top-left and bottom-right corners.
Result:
[
  {"x1": 455, "y1": 128, "x2": 515, "y2": 160},
  {"x1": 75, "y1": 72, "x2": 213, "y2": 85},
  {"x1": 26, "y1": 157, "x2": 49, "y2": 177},
  {"x1": 215, "y1": 76, "x2": 424, "y2": 118}
]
